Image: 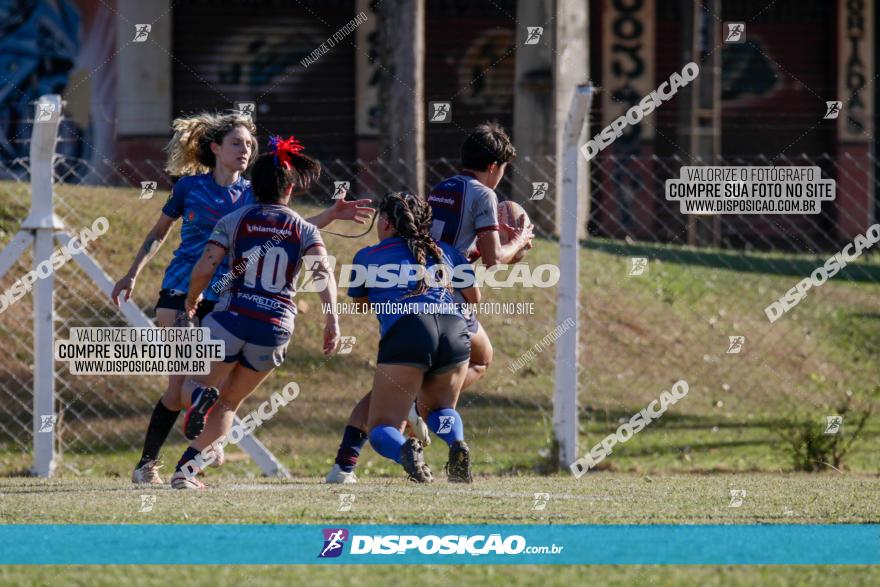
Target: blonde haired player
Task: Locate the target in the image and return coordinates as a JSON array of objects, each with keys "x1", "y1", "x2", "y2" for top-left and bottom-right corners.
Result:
[
  {"x1": 112, "y1": 113, "x2": 370, "y2": 484},
  {"x1": 170, "y1": 137, "x2": 339, "y2": 489}
]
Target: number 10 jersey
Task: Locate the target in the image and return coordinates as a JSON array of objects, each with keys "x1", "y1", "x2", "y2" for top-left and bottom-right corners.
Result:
[{"x1": 208, "y1": 203, "x2": 324, "y2": 333}]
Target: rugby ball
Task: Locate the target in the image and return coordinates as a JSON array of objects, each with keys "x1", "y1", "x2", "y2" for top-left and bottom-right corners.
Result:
[{"x1": 497, "y1": 200, "x2": 532, "y2": 261}]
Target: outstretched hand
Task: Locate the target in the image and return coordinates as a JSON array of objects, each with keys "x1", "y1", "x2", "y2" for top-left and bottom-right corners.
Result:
[{"x1": 331, "y1": 197, "x2": 374, "y2": 225}]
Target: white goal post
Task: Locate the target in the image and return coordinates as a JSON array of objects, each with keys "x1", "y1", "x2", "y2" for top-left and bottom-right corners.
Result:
[
  {"x1": 0, "y1": 95, "x2": 288, "y2": 478},
  {"x1": 553, "y1": 83, "x2": 592, "y2": 468}
]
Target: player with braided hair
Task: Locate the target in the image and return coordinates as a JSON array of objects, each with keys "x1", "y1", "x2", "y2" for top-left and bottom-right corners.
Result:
[
  {"x1": 346, "y1": 191, "x2": 479, "y2": 482},
  {"x1": 385, "y1": 193, "x2": 447, "y2": 299},
  {"x1": 326, "y1": 122, "x2": 529, "y2": 484}
]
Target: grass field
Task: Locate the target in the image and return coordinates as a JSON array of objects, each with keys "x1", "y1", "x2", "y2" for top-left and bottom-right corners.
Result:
[
  {"x1": 1, "y1": 181, "x2": 879, "y2": 583},
  {"x1": 1, "y1": 475, "x2": 878, "y2": 584},
  {"x1": 1, "y1": 181, "x2": 878, "y2": 478},
  {"x1": 1, "y1": 565, "x2": 877, "y2": 587},
  {"x1": 3, "y1": 474, "x2": 878, "y2": 524}
]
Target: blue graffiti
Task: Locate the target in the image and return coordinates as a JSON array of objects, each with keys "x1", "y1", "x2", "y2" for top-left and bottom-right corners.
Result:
[
  {"x1": 0, "y1": 0, "x2": 81, "y2": 162},
  {"x1": 218, "y1": 36, "x2": 318, "y2": 89},
  {"x1": 721, "y1": 40, "x2": 780, "y2": 103}
]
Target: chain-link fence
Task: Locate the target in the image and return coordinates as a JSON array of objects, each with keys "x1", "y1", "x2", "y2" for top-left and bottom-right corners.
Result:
[
  {"x1": 1, "y1": 142, "x2": 877, "y2": 476},
  {"x1": 0, "y1": 146, "x2": 567, "y2": 475},
  {"x1": 578, "y1": 152, "x2": 878, "y2": 472},
  {"x1": 589, "y1": 153, "x2": 876, "y2": 252}
]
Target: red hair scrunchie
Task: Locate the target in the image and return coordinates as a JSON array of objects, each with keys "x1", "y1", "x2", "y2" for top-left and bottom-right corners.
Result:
[{"x1": 268, "y1": 135, "x2": 305, "y2": 170}]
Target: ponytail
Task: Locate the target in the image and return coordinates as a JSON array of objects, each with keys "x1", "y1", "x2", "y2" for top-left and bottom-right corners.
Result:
[
  {"x1": 251, "y1": 135, "x2": 321, "y2": 202},
  {"x1": 378, "y1": 192, "x2": 448, "y2": 297}
]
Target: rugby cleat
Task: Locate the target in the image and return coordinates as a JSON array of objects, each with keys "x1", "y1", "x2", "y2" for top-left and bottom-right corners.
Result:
[
  {"x1": 170, "y1": 470, "x2": 205, "y2": 490},
  {"x1": 183, "y1": 386, "x2": 219, "y2": 440},
  {"x1": 405, "y1": 401, "x2": 431, "y2": 446},
  {"x1": 325, "y1": 463, "x2": 358, "y2": 484},
  {"x1": 400, "y1": 438, "x2": 433, "y2": 483},
  {"x1": 131, "y1": 459, "x2": 163, "y2": 484},
  {"x1": 445, "y1": 440, "x2": 473, "y2": 483}
]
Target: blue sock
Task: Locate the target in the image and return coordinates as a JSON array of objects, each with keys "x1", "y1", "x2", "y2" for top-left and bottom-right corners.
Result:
[
  {"x1": 369, "y1": 425, "x2": 406, "y2": 464},
  {"x1": 427, "y1": 408, "x2": 464, "y2": 446},
  {"x1": 335, "y1": 425, "x2": 368, "y2": 473},
  {"x1": 175, "y1": 446, "x2": 200, "y2": 472},
  {"x1": 190, "y1": 387, "x2": 204, "y2": 406}
]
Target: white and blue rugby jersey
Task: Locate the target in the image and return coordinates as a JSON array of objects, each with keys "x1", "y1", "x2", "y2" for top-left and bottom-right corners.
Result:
[
  {"x1": 209, "y1": 203, "x2": 323, "y2": 333},
  {"x1": 426, "y1": 171, "x2": 500, "y2": 259}
]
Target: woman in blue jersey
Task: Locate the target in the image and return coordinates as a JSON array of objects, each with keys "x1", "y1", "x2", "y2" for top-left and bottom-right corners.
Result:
[
  {"x1": 110, "y1": 113, "x2": 369, "y2": 484},
  {"x1": 168, "y1": 136, "x2": 340, "y2": 489},
  {"x1": 350, "y1": 192, "x2": 479, "y2": 483},
  {"x1": 326, "y1": 123, "x2": 530, "y2": 484}
]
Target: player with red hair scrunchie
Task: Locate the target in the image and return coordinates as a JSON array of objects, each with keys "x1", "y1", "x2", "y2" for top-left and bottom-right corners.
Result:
[
  {"x1": 113, "y1": 115, "x2": 372, "y2": 487},
  {"x1": 169, "y1": 137, "x2": 342, "y2": 490}
]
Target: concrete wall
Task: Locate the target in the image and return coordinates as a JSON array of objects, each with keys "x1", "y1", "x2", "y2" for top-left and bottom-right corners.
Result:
[{"x1": 115, "y1": 0, "x2": 172, "y2": 137}]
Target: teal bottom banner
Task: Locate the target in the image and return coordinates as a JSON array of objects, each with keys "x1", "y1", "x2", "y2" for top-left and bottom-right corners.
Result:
[{"x1": 0, "y1": 525, "x2": 877, "y2": 565}]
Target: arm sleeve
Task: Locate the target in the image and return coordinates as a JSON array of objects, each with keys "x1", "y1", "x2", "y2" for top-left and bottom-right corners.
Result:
[
  {"x1": 301, "y1": 222, "x2": 324, "y2": 254},
  {"x1": 347, "y1": 249, "x2": 368, "y2": 299},
  {"x1": 472, "y1": 186, "x2": 500, "y2": 233},
  {"x1": 161, "y1": 177, "x2": 189, "y2": 219}
]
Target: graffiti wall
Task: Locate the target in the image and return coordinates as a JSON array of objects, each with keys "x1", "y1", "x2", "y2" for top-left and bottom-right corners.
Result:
[{"x1": 0, "y1": 0, "x2": 116, "y2": 174}]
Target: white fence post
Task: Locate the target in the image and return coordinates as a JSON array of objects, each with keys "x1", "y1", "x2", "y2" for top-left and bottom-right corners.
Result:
[
  {"x1": 22, "y1": 95, "x2": 63, "y2": 477},
  {"x1": 15, "y1": 95, "x2": 290, "y2": 478},
  {"x1": 554, "y1": 84, "x2": 591, "y2": 468}
]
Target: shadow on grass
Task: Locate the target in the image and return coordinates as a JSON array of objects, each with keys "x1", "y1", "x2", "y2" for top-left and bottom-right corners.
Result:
[
  {"x1": 851, "y1": 312, "x2": 880, "y2": 320},
  {"x1": 0, "y1": 466, "x2": 32, "y2": 478},
  {"x1": 3, "y1": 394, "x2": 876, "y2": 479}
]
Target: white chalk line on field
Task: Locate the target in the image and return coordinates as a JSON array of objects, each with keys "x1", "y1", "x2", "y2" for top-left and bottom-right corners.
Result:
[
  {"x1": 225, "y1": 482, "x2": 628, "y2": 502},
  {"x1": 0, "y1": 479, "x2": 630, "y2": 503}
]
